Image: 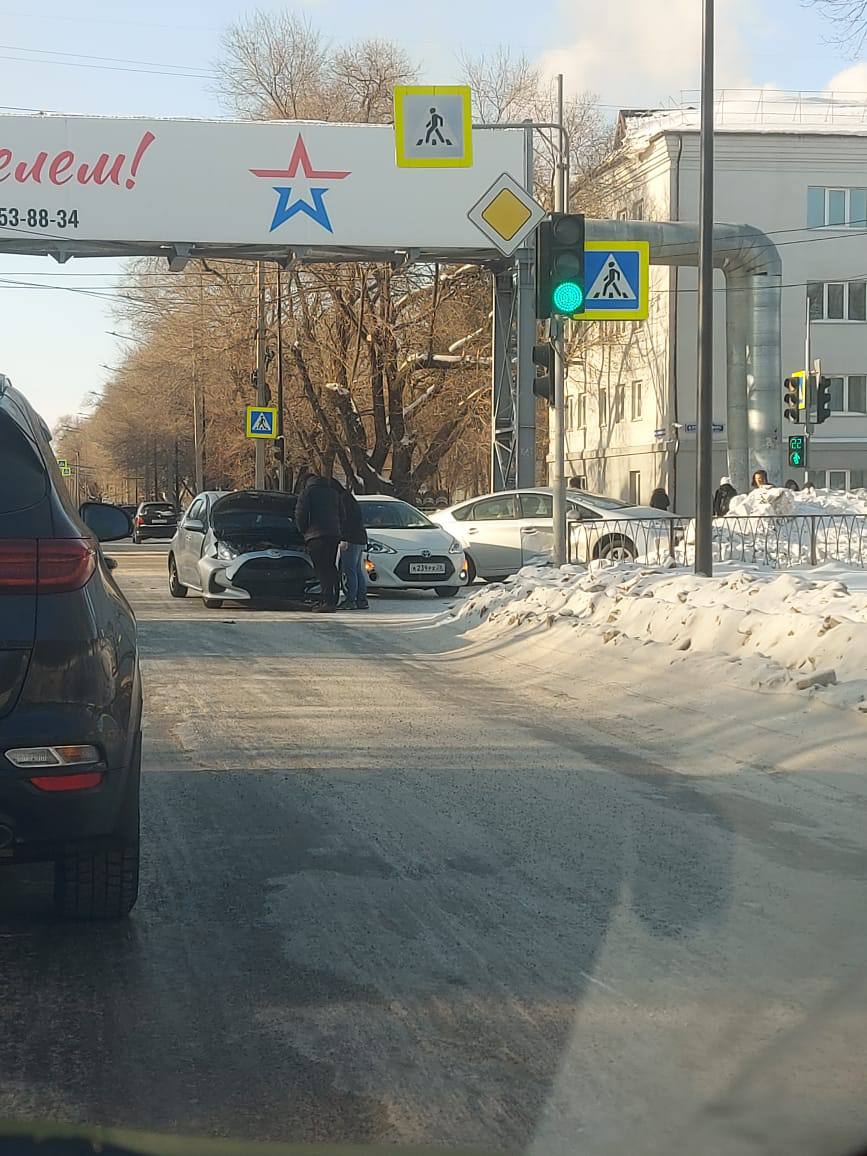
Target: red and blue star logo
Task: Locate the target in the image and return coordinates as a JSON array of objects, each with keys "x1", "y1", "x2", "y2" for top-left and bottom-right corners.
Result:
[{"x1": 250, "y1": 135, "x2": 351, "y2": 234}]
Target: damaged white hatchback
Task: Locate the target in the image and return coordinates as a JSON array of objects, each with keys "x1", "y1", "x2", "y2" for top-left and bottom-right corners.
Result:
[{"x1": 167, "y1": 491, "x2": 317, "y2": 609}]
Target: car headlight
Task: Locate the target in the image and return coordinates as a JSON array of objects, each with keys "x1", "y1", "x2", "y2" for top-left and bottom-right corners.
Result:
[
  {"x1": 366, "y1": 539, "x2": 396, "y2": 555},
  {"x1": 216, "y1": 542, "x2": 238, "y2": 561},
  {"x1": 448, "y1": 538, "x2": 464, "y2": 554}
]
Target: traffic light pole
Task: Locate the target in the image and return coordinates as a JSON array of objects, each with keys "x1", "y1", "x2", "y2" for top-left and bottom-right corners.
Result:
[
  {"x1": 804, "y1": 295, "x2": 813, "y2": 486},
  {"x1": 552, "y1": 73, "x2": 568, "y2": 567},
  {"x1": 694, "y1": 0, "x2": 715, "y2": 576}
]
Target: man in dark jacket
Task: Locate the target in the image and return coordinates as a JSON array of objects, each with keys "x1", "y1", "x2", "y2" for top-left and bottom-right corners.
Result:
[
  {"x1": 295, "y1": 475, "x2": 343, "y2": 611},
  {"x1": 332, "y1": 478, "x2": 369, "y2": 610}
]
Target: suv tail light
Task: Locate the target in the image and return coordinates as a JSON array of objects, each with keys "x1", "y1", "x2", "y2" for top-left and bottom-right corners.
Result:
[
  {"x1": 0, "y1": 539, "x2": 96, "y2": 594},
  {"x1": 134, "y1": 515, "x2": 143, "y2": 526},
  {"x1": 0, "y1": 540, "x2": 37, "y2": 590}
]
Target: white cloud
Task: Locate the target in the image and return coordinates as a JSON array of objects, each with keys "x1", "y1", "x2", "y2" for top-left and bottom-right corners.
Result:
[
  {"x1": 826, "y1": 62, "x2": 867, "y2": 92},
  {"x1": 537, "y1": 0, "x2": 755, "y2": 109}
]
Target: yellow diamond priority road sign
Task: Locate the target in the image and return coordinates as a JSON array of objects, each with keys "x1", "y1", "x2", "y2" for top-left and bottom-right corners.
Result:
[{"x1": 468, "y1": 173, "x2": 545, "y2": 256}]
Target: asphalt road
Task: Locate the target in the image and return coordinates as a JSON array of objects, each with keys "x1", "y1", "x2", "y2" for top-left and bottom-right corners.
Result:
[{"x1": 1, "y1": 540, "x2": 866, "y2": 1156}]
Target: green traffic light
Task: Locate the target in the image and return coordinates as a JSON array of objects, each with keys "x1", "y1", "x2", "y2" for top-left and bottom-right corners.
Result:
[
  {"x1": 791, "y1": 451, "x2": 802, "y2": 466},
  {"x1": 552, "y1": 281, "x2": 584, "y2": 314}
]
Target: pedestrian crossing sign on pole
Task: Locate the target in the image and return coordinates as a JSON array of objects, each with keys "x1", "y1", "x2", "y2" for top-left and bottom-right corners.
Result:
[
  {"x1": 578, "y1": 240, "x2": 650, "y2": 321},
  {"x1": 61, "y1": 466, "x2": 72, "y2": 477},
  {"x1": 393, "y1": 85, "x2": 473, "y2": 168},
  {"x1": 246, "y1": 405, "x2": 278, "y2": 439}
]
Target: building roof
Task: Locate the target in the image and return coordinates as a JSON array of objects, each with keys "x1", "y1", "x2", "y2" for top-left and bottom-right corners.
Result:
[{"x1": 617, "y1": 90, "x2": 867, "y2": 149}]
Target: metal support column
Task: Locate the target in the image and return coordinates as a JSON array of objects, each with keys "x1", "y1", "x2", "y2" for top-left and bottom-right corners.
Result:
[
  {"x1": 254, "y1": 261, "x2": 268, "y2": 489},
  {"x1": 491, "y1": 267, "x2": 517, "y2": 491},
  {"x1": 516, "y1": 247, "x2": 536, "y2": 487}
]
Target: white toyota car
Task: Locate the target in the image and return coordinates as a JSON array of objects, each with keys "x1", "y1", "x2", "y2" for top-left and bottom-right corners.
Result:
[
  {"x1": 432, "y1": 488, "x2": 678, "y2": 581},
  {"x1": 356, "y1": 495, "x2": 469, "y2": 598}
]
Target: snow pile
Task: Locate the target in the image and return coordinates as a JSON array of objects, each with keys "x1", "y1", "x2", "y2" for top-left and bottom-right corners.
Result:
[
  {"x1": 447, "y1": 563, "x2": 867, "y2": 712},
  {"x1": 728, "y1": 486, "x2": 867, "y2": 518}
]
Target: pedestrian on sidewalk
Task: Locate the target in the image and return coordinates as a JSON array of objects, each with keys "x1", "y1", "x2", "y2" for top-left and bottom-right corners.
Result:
[
  {"x1": 332, "y1": 478, "x2": 369, "y2": 610},
  {"x1": 751, "y1": 468, "x2": 770, "y2": 489},
  {"x1": 649, "y1": 487, "x2": 670, "y2": 511},
  {"x1": 295, "y1": 474, "x2": 342, "y2": 612},
  {"x1": 713, "y1": 476, "x2": 737, "y2": 517}
]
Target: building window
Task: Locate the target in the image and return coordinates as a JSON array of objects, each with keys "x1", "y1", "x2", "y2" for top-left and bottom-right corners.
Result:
[
  {"x1": 614, "y1": 384, "x2": 625, "y2": 423},
  {"x1": 569, "y1": 474, "x2": 587, "y2": 490},
  {"x1": 599, "y1": 388, "x2": 608, "y2": 426},
  {"x1": 807, "y1": 186, "x2": 867, "y2": 228},
  {"x1": 808, "y1": 469, "x2": 867, "y2": 489},
  {"x1": 617, "y1": 207, "x2": 628, "y2": 221},
  {"x1": 631, "y1": 199, "x2": 644, "y2": 220},
  {"x1": 628, "y1": 470, "x2": 641, "y2": 505},
  {"x1": 807, "y1": 280, "x2": 867, "y2": 321},
  {"x1": 576, "y1": 393, "x2": 586, "y2": 428},
  {"x1": 631, "y1": 380, "x2": 643, "y2": 421},
  {"x1": 825, "y1": 374, "x2": 867, "y2": 415}
]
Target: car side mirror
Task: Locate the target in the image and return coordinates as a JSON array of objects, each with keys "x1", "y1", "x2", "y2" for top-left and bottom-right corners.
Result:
[
  {"x1": 184, "y1": 518, "x2": 205, "y2": 532},
  {"x1": 79, "y1": 501, "x2": 132, "y2": 543}
]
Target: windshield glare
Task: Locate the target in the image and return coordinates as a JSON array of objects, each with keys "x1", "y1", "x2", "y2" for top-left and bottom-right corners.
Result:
[{"x1": 360, "y1": 500, "x2": 434, "y2": 529}]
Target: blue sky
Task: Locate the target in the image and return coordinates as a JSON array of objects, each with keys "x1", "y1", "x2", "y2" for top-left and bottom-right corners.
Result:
[{"x1": 0, "y1": 0, "x2": 859, "y2": 427}]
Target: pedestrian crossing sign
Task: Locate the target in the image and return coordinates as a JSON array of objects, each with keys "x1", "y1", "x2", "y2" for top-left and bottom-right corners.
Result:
[
  {"x1": 246, "y1": 405, "x2": 278, "y2": 439},
  {"x1": 393, "y1": 85, "x2": 473, "y2": 168},
  {"x1": 61, "y1": 466, "x2": 72, "y2": 477},
  {"x1": 579, "y1": 240, "x2": 650, "y2": 321}
]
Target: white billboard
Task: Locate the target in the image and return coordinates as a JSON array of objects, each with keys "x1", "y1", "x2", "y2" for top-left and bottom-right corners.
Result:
[{"x1": 0, "y1": 115, "x2": 526, "y2": 253}]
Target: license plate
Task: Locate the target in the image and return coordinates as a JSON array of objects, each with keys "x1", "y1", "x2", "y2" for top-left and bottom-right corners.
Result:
[{"x1": 409, "y1": 562, "x2": 446, "y2": 575}]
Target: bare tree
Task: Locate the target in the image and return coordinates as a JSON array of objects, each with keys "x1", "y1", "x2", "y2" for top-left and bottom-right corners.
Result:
[
  {"x1": 326, "y1": 39, "x2": 418, "y2": 123},
  {"x1": 460, "y1": 49, "x2": 613, "y2": 211},
  {"x1": 214, "y1": 12, "x2": 329, "y2": 119},
  {"x1": 806, "y1": 0, "x2": 867, "y2": 55}
]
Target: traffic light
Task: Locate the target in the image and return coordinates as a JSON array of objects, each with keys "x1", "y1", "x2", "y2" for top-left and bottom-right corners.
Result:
[
  {"x1": 536, "y1": 213, "x2": 585, "y2": 319},
  {"x1": 532, "y1": 342, "x2": 554, "y2": 405},
  {"x1": 788, "y1": 434, "x2": 807, "y2": 469},
  {"x1": 816, "y1": 376, "x2": 833, "y2": 424},
  {"x1": 783, "y1": 376, "x2": 802, "y2": 423}
]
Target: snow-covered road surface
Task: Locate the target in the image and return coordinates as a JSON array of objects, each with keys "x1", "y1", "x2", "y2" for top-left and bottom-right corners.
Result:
[{"x1": 1, "y1": 548, "x2": 865, "y2": 1156}]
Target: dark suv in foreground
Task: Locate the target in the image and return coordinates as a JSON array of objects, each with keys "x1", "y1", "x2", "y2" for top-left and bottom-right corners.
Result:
[{"x1": 0, "y1": 377, "x2": 141, "y2": 919}]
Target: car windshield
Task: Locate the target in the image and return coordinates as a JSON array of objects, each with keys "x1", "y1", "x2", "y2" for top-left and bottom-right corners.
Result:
[{"x1": 360, "y1": 500, "x2": 434, "y2": 529}]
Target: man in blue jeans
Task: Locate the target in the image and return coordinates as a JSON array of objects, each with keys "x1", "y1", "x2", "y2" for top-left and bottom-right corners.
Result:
[{"x1": 332, "y1": 479, "x2": 369, "y2": 610}]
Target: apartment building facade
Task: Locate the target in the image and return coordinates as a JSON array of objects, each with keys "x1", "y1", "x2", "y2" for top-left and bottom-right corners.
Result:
[{"x1": 565, "y1": 94, "x2": 867, "y2": 509}]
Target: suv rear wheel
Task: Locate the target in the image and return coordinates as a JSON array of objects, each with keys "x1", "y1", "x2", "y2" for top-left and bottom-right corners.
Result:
[
  {"x1": 203, "y1": 597, "x2": 223, "y2": 609},
  {"x1": 54, "y1": 843, "x2": 140, "y2": 920}
]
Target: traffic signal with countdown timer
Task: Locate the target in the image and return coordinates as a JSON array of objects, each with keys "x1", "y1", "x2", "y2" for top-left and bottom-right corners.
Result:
[
  {"x1": 783, "y1": 376, "x2": 802, "y2": 423},
  {"x1": 788, "y1": 434, "x2": 807, "y2": 469},
  {"x1": 532, "y1": 342, "x2": 554, "y2": 405},
  {"x1": 816, "y1": 376, "x2": 833, "y2": 424},
  {"x1": 536, "y1": 213, "x2": 585, "y2": 319}
]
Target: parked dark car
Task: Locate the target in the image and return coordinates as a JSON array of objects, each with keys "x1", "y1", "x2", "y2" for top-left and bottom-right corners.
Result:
[
  {"x1": 132, "y1": 500, "x2": 178, "y2": 543},
  {"x1": 0, "y1": 376, "x2": 141, "y2": 919},
  {"x1": 119, "y1": 503, "x2": 138, "y2": 528}
]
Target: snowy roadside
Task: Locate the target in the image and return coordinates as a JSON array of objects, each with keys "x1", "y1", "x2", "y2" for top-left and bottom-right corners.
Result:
[{"x1": 443, "y1": 562, "x2": 867, "y2": 714}]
